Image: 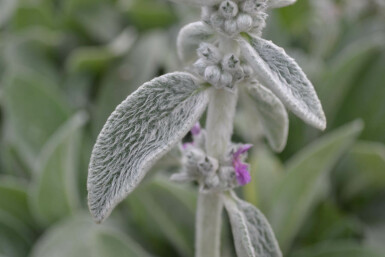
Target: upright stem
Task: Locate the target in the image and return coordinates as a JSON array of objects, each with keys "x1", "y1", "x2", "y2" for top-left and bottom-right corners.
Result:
[{"x1": 195, "y1": 88, "x2": 238, "y2": 257}]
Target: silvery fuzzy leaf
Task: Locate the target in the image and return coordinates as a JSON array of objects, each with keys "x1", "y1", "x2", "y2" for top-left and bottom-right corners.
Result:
[
  {"x1": 177, "y1": 21, "x2": 214, "y2": 64},
  {"x1": 268, "y1": 0, "x2": 297, "y2": 8},
  {"x1": 246, "y1": 81, "x2": 288, "y2": 152},
  {"x1": 88, "y1": 72, "x2": 209, "y2": 223},
  {"x1": 170, "y1": 172, "x2": 195, "y2": 183},
  {"x1": 168, "y1": 0, "x2": 222, "y2": 6},
  {"x1": 238, "y1": 35, "x2": 326, "y2": 130},
  {"x1": 0, "y1": 0, "x2": 17, "y2": 28},
  {"x1": 223, "y1": 193, "x2": 282, "y2": 257}
]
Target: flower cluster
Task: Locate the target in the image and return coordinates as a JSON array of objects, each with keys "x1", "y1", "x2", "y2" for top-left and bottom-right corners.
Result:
[
  {"x1": 171, "y1": 123, "x2": 252, "y2": 192},
  {"x1": 193, "y1": 42, "x2": 253, "y2": 91},
  {"x1": 202, "y1": 0, "x2": 268, "y2": 36}
]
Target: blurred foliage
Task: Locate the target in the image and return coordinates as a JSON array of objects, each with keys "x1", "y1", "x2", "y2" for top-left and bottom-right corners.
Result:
[{"x1": 0, "y1": 0, "x2": 384, "y2": 256}]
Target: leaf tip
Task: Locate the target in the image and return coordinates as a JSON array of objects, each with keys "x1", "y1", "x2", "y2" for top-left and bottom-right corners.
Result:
[{"x1": 317, "y1": 114, "x2": 327, "y2": 131}]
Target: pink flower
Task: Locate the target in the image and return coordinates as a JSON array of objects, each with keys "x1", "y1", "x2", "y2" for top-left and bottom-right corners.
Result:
[
  {"x1": 182, "y1": 123, "x2": 202, "y2": 150},
  {"x1": 191, "y1": 122, "x2": 201, "y2": 136},
  {"x1": 182, "y1": 142, "x2": 194, "y2": 149},
  {"x1": 232, "y1": 144, "x2": 253, "y2": 186}
]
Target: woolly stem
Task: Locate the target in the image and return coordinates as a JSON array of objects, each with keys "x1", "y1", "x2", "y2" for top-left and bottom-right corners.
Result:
[{"x1": 195, "y1": 87, "x2": 238, "y2": 257}]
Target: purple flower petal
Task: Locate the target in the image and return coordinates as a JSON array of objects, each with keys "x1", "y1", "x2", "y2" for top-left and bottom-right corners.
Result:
[
  {"x1": 191, "y1": 122, "x2": 201, "y2": 136},
  {"x1": 232, "y1": 144, "x2": 253, "y2": 186},
  {"x1": 182, "y1": 142, "x2": 194, "y2": 149},
  {"x1": 233, "y1": 144, "x2": 253, "y2": 159},
  {"x1": 234, "y1": 161, "x2": 251, "y2": 186}
]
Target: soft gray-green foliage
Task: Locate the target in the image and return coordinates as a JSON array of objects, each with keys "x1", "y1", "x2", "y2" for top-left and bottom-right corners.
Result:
[
  {"x1": 1, "y1": 0, "x2": 384, "y2": 257},
  {"x1": 88, "y1": 72, "x2": 209, "y2": 222},
  {"x1": 246, "y1": 81, "x2": 288, "y2": 152},
  {"x1": 268, "y1": 0, "x2": 297, "y2": 9},
  {"x1": 30, "y1": 215, "x2": 152, "y2": 257},
  {"x1": 224, "y1": 194, "x2": 282, "y2": 257},
  {"x1": 177, "y1": 21, "x2": 214, "y2": 64},
  {"x1": 30, "y1": 112, "x2": 87, "y2": 226},
  {"x1": 169, "y1": 0, "x2": 222, "y2": 6},
  {"x1": 238, "y1": 35, "x2": 326, "y2": 130},
  {"x1": 0, "y1": 0, "x2": 17, "y2": 27}
]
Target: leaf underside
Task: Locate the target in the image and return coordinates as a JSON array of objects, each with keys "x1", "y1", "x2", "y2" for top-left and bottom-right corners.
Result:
[
  {"x1": 247, "y1": 82, "x2": 289, "y2": 152},
  {"x1": 268, "y1": 0, "x2": 297, "y2": 9},
  {"x1": 169, "y1": 0, "x2": 222, "y2": 6},
  {"x1": 88, "y1": 72, "x2": 209, "y2": 223},
  {"x1": 177, "y1": 21, "x2": 214, "y2": 64},
  {"x1": 224, "y1": 194, "x2": 282, "y2": 257},
  {"x1": 239, "y1": 35, "x2": 326, "y2": 130}
]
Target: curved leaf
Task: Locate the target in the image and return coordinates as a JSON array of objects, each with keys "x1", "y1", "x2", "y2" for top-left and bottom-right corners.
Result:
[
  {"x1": 177, "y1": 21, "x2": 214, "y2": 64},
  {"x1": 30, "y1": 112, "x2": 87, "y2": 226},
  {"x1": 247, "y1": 81, "x2": 289, "y2": 152},
  {"x1": 0, "y1": 211, "x2": 34, "y2": 257},
  {"x1": 88, "y1": 72, "x2": 209, "y2": 222},
  {"x1": 93, "y1": 31, "x2": 168, "y2": 134},
  {"x1": 2, "y1": 71, "x2": 71, "y2": 166},
  {"x1": 0, "y1": 0, "x2": 17, "y2": 28},
  {"x1": 238, "y1": 34, "x2": 326, "y2": 130},
  {"x1": 336, "y1": 141, "x2": 385, "y2": 201},
  {"x1": 291, "y1": 241, "x2": 384, "y2": 257},
  {"x1": 169, "y1": 0, "x2": 222, "y2": 6},
  {"x1": 318, "y1": 36, "x2": 383, "y2": 124},
  {"x1": 223, "y1": 193, "x2": 282, "y2": 257},
  {"x1": 0, "y1": 177, "x2": 36, "y2": 229},
  {"x1": 124, "y1": 0, "x2": 177, "y2": 30},
  {"x1": 243, "y1": 148, "x2": 284, "y2": 211},
  {"x1": 126, "y1": 176, "x2": 196, "y2": 257},
  {"x1": 30, "y1": 214, "x2": 151, "y2": 257},
  {"x1": 268, "y1": 0, "x2": 297, "y2": 9},
  {"x1": 266, "y1": 121, "x2": 363, "y2": 252}
]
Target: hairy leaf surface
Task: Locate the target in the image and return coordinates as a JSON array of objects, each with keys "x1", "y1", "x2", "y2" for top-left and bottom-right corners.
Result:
[
  {"x1": 239, "y1": 35, "x2": 326, "y2": 130},
  {"x1": 269, "y1": 0, "x2": 297, "y2": 8},
  {"x1": 247, "y1": 81, "x2": 288, "y2": 152},
  {"x1": 88, "y1": 72, "x2": 209, "y2": 222},
  {"x1": 0, "y1": 0, "x2": 17, "y2": 27},
  {"x1": 224, "y1": 194, "x2": 282, "y2": 257},
  {"x1": 177, "y1": 21, "x2": 214, "y2": 64},
  {"x1": 169, "y1": 0, "x2": 222, "y2": 6}
]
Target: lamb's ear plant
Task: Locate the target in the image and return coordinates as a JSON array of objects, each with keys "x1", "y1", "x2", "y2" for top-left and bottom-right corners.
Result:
[{"x1": 87, "y1": 0, "x2": 326, "y2": 256}]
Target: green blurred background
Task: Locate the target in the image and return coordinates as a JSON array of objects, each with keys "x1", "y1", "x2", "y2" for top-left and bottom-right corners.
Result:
[{"x1": 0, "y1": 0, "x2": 384, "y2": 256}]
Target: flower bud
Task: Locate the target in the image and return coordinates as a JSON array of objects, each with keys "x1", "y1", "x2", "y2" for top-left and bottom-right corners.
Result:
[
  {"x1": 193, "y1": 59, "x2": 209, "y2": 77},
  {"x1": 241, "y1": 0, "x2": 267, "y2": 15},
  {"x1": 204, "y1": 65, "x2": 221, "y2": 85},
  {"x1": 184, "y1": 148, "x2": 205, "y2": 167},
  {"x1": 197, "y1": 43, "x2": 221, "y2": 63},
  {"x1": 204, "y1": 174, "x2": 220, "y2": 189},
  {"x1": 210, "y1": 12, "x2": 224, "y2": 28},
  {"x1": 219, "y1": 1, "x2": 239, "y2": 19},
  {"x1": 232, "y1": 67, "x2": 245, "y2": 82},
  {"x1": 201, "y1": 6, "x2": 213, "y2": 23},
  {"x1": 252, "y1": 12, "x2": 267, "y2": 33},
  {"x1": 222, "y1": 54, "x2": 240, "y2": 71},
  {"x1": 198, "y1": 156, "x2": 218, "y2": 176},
  {"x1": 224, "y1": 19, "x2": 238, "y2": 35},
  {"x1": 236, "y1": 14, "x2": 253, "y2": 32},
  {"x1": 242, "y1": 64, "x2": 253, "y2": 79},
  {"x1": 220, "y1": 71, "x2": 233, "y2": 87},
  {"x1": 218, "y1": 166, "x2": 237, "y2": 187}
]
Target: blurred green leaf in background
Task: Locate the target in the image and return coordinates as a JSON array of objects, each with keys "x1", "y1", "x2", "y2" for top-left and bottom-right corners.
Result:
[{"x1": 0, "y1": 0, "x2": 384, "y2": 256}]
